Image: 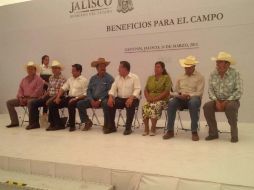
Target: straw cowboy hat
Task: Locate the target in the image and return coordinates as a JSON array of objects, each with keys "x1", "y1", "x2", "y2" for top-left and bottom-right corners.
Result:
[
  {"x1": 91, "y1": 58, "x2": 110, "y2": 67},
  {"x1": 51, "y1": 60, "x2": 64, "y2": 70},
  {"x1": 179, "y1": 56, "x2": 199, "y2": 67},
  {"x1": 24, "y1": 61, "x2": 40, "y2": 72},
  {"x1": 211, "y1": 51, "x2": 235, "y2": 64}
]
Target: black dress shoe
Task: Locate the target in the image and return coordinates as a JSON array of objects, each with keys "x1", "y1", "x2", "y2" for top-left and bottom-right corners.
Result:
[
  {"x1": 55, "y1": 125, "x2": 65, "y2": 130},
  {"x1": 69, "y1": 126, "x2": 76, "y2": 132},
  {"x1": 103, "y1": 128, "x2": 110, "y2": 134},
  {"x1": 26, "y1": 124, "x2": 40, "y2": 130},
  {"x1": 103, "y1": 127, "x2": 117, "y2": 134},
  {"x1": 123, "y1": 129, "x2": 132, "y2": 135},
  {"x1": 6, "y1": 124, "x2": 19, "y2": 128},
  {"x1": 46, "y1": 125, "x2": 64, "y2": 131},
  {"x1": 46, "y1": 127, "x2": 54, "y2": 131},
  {"x1": 111, "y1": 127, "x2": 117, "y2": 133},
  {"x1": 231, "y1": 136, "x2": 238, "y2": 143},
  {"x1": 205, "y1": 135, "x2": 219, "y2": 141},
  {"x1": 46, "y1": 125, "x2": 55, "y2": 131}
]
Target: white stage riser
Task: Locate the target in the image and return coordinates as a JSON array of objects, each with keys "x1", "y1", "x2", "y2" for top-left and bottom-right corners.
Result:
[{"x1": 0, "y1": 156, "x2": 253, "y2": 190}]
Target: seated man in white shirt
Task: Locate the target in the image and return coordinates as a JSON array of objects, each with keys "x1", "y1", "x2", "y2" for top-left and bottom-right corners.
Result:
[
  {"x1": 47, "y1": 64, "x2": 88, "y2": 132},
  {"x1": 106, "y1": 61, "x2": 141, "y2": 135}
]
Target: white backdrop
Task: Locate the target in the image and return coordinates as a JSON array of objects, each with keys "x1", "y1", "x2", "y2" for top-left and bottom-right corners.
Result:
[{"x1": 0, "y1": 0, "x2": 253, "y2": 122}]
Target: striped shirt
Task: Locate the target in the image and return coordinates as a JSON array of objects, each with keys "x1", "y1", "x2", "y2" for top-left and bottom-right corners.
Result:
[{"x1": 48, "y1": 74, "x2": 66, "y2": 96}]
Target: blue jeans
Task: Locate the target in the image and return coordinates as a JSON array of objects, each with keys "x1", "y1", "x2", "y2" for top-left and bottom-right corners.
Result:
[
  {"x1": 77, "y1": 98, "x2": 109, "y2": 126},
  {"x1": 166, "y1": 96, "x2": 201, "y2": 132}
]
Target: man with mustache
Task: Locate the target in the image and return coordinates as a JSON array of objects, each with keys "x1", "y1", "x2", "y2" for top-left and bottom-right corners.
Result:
[
  {"x1": 204, "y1": 52, "x2": 243, "y2": 143},
  {"x1": 77, "y1": 58, "x2": 114, "y2": 131}
]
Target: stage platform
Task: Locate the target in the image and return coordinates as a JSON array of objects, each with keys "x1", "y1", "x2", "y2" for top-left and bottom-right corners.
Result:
[{"x1": 0, "y1": 113, "x2": 254, "y2": 190}]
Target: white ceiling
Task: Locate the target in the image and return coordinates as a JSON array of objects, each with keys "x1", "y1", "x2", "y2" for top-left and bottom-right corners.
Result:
[{"x1": 0, "y1": 0, "x2": 31, "y2": 7}]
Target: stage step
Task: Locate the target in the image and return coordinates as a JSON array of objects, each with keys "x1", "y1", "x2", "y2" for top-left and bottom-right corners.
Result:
[{"x1": 0, "y1": 169, "x2": 113, "y2": 190}]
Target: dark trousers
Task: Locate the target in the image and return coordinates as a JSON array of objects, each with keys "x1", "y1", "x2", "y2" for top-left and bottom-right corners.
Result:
[
  {"x1": 76, "y1": 98, "x2": 109, "y2": 127},
  {"x1": 42, "y1": 85, "x2": 48, "y2": 114},
  {"x1": 29, "y1": 95, "x2": 52, "y2": 125},
  {"x1": 107, "y1": 97, "x2": 139, "y2": 130},
  {"x1": 40, "y1": 74, "x2": 51, "y2": 114},
  {"x1": 48, "y1": 97, "x2": 81, "y2": 127},
  {"x1": 203, "y1": 100, "x2": 240, "y2": 138}
]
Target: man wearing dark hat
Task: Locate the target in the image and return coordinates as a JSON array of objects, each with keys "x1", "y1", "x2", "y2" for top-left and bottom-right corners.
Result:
[{"x1": 77, "y1": 58, "x2": 114, "y2": 131}]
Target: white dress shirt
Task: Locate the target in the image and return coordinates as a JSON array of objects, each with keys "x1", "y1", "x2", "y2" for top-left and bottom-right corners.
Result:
[
  {"x1": 61, "y1": 75, "x2": 88, "y2": 97},
  {"x1": 109, "y1": 72, "x2": 141, "y2": 98}
]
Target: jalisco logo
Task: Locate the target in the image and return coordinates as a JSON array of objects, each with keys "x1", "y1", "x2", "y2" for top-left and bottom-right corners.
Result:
[
  {"x1": 69, "y1": 0, "x2": 113, "y2": 17},
  {"x1": 117, "y1": 0, "x2": 134, "y2": 13}
]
